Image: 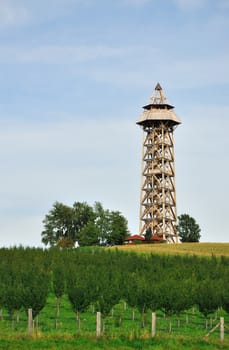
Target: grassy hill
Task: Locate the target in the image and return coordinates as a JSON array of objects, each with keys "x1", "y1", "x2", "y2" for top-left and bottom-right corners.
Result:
[{"x1": 112, "y1": 242, "x2": 229, "y2": 257}]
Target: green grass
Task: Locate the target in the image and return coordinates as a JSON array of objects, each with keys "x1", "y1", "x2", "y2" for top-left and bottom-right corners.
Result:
[
  {"x1": 0, "y1": 336, "x2": 229, "y2": 350},
  {"x1": 0, "y1": 293, "x2": 228, "y2": 349},
  {"x1": 112, "y1": 243, "x2": 229, "y2": 257}
]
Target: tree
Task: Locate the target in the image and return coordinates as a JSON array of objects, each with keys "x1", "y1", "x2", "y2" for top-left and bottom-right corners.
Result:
[
  {"x1": 52, "y1": 263, "x2": 65, "y2": 320},
  {"x1": 66, "y1": 266, "x2": 93, "y2": 330},
  {"x1": 124, "y1": 272, "x2": 139, "y2": 321},
  {"x1": 78, "y1": 221, "x2": 99, "y2": 246},
  {"x1": 22, "y1": 266, "x2": 50, "y2": 321},
  {"x1": 196, "y1": 279, "x2": 220, "y2": 328},
  {"x1": 41, "y1": 201, "x2": 95, "y2": 246},
  {"x1": 94, "y1": 202, "x2": 111, "y2": 244},
  {"x1": 72, "y1": 202, "x2": 95, "y2": 233},
  {"x1": 106, "y1": 211, "x2": 129, "y2": 245},
  {"x1": 41, "y1": 202, "x2": 75, "y2": 246},
  {"x1": 222, "y1": 279, "x2": 229, "y2": 314},
  {"x1": 41, "y1": 201, "x2": 129, "y2": 247},
  {"x1": 177, "y1": 214, "x2": 201, "y2": 242},
  {"x1": 3, "y1": 270, "x2": 23, "y2": 330},
  {"x1": 144, "y1": 227, "x2": 152, "y2": 242}
]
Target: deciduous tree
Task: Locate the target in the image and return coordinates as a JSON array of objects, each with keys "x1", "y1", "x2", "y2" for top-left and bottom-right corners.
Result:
[{"x1": 177, "y1": 214, "x2": 201, "y2": 242}]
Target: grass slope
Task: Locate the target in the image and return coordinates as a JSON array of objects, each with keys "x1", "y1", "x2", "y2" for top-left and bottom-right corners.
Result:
[{"x1": 112, "y1": 243, "x2": 229, "y2": 257}]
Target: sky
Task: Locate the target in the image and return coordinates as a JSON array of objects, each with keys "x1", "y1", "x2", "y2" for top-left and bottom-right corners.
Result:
[{"x1": 0, "y1": 0, "x2": 228, "y2": 246}]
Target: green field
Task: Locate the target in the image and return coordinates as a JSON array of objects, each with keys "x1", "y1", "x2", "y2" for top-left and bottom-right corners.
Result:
[
  {"x1": 0, "y1": 292, "x2": 228, "y2": 349},
  {"x1": 113, "y1": 242, "x2": 229, "y2": 257},
  {"x1": 0, "y1": 245, "x2": 229, "y2": 349}
]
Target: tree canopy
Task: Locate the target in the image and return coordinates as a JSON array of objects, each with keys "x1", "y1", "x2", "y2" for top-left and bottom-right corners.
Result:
[
  {"x1": 41, "y1": 201, "x2": 129, "y2": 247},
  {"x1": 177, "y1": 214, "x2": 201, "y2": 242}
]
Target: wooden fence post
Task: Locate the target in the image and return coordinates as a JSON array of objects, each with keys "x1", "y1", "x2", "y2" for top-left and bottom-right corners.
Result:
[
  {"x1": 28, "y1": 308, "x2": 33, "y2": 335},
  {"x1": 96, "y1": 311, "x2": 101, "y2": 337},
  {"x1": 151, "y1": 312, "x2": 156, "y2": 337},
  {"x1": 220, "y1": 317, "x2": 224, "y2": 341}
]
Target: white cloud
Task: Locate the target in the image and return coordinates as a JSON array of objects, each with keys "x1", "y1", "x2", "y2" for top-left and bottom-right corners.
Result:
[
  {"x1": 83, "y1": 52, "x2": 229, "y2": 89},
  {"x1": 175, "y1": 104, "x2": 229, "y2": 242},
  {"x1": 0, "y1": 215, "x2": 43, "y2": 247},
  {"x1": 1, "y1": 102, "x2": 229, "y2": 245},
  {"x1": 0, "y1": 0, "x2": 29, "y2": 26},
  {"x1": 173, "y1": 0, "x2": 208, "y2": 10},
  {"x1": 0, "y1": 115, "x2": 141, "y2": 247},
  {"x1": 122, "y1": 0, "x2": 152, "y2": 5},
  {"x1": 0, "y1": 45, "x2": 144, "y2": 64},
  {"x1": 217, "y1": 0, "x2": 229, "y2": 9}
]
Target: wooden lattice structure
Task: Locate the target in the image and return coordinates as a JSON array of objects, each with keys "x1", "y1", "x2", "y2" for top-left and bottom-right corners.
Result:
[{"x1": 137, "y1": 83, "x2": 181, "y2": 242}]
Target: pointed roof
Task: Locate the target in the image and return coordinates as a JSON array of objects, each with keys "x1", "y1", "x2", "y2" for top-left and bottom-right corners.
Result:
[
  {"x1": 143, "y1": 83, "x2": 173, "y2": 110},
  {"x1": 124, "y1": 234, "x2": 145, "y2": 241},
  {"x1": 136, "y1": 83, "x2": 181, "y2": 126},
  {"x1": 155, "y1": 82, "x2": 162, "y2": 90}
]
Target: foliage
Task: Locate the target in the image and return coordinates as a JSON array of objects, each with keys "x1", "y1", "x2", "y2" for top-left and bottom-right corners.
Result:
[
  {"x1": 196, "y1": 279, "x2": 221, "y2": 318},
  {"x1": 41, "y1": 201, "x2": 129, "y2": 247},
  {"x1": 106, "y1": 211, "x2": 129, "y2": 245},
  {"x1": 144, "y1": 227, "x2": 152, "y2": 242},
  {"x1": 177, "y1": 214, "x2": 201, "y2": 242},
  {"x1": 0, "y1": 246, "x2": 229, "y2": 338},
  {"x1": 52, "y1": 261, "x2": 65, "y2": 317},
  {"x1": 78, "y1": 221, "x2": 99, "y2": 246},
  {"x1": 41, "y1": 202, "x2": 75, "y2": 246},
  {"x1": 57, "y1": 237, "x2": 75, "y2": 248},
  {"x1": 21, "y1": 266, "x2": 50, "y2": 319},
  {"x1": 66, "y1": 267, "x2": 92, "y2": 329}
]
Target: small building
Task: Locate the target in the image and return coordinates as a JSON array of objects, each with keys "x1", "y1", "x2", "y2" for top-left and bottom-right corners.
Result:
[
  {"x1": 124, "y1": 234, "x2": 145, "y2": 244},
  {"x1": 151, "y1": 235, "x2": 165, "y2": 243},
  {"x1": 124, "y1": 234, "x2": 166, "y2": 244}
]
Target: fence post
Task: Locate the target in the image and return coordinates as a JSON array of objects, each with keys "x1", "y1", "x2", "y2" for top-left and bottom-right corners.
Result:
[
  {"x1": 96, "y1": 311, "x2": 101, "y2": 337},
  {"x1": 220, "y1": 317, "x2": 224, "y2": 341},
  {"x1": 151, "y1": 312, "x2": 156, "y2": 337},
  {"x1": 28, "y1": 308, "x2": 33, "y2": 335}
]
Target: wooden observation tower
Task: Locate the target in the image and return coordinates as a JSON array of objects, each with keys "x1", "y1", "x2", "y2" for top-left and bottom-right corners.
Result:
[{"x1": 137, "y1": 83, "x2": 181, "y2": 242}]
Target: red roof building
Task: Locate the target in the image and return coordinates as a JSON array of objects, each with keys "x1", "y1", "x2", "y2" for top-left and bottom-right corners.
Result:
[
  {"x1": 125, "y1": 234, "x2": 165, "y2": 244},
  {"x1": 124, "y1": 235, "x2": 145, "y2": 243}
]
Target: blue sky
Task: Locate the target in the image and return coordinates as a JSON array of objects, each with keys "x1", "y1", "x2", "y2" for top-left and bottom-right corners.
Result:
[{"x1": 0, "y1": 0, "x2": 229, "y2": 246}]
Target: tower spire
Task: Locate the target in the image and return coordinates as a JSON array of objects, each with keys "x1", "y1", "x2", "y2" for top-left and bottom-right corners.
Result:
[
  {"x1": 149, "y1": 83, "x2": 166, "y2": 105},
  {"x1": 136, "y1": 85, "x2": 181, "y2": 243}
]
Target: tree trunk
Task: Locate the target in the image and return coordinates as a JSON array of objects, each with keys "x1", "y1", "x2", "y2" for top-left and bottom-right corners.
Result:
[
  {"x1": 205, "y1": 318, "x2": 208, "y2": 329},
  {"x1": 77, "y1": 311, "x2": 81, "y2": 330},
  {"x1": 35, "y1": 316, "x2": 39, "y2": 328},
  {"x1": 56, "y1": 297, "x2": 61, "y2": 317},
  {"x1": 177, "y1": 318, "x2": 181, "y2": 328},
  {"x1": 11, "y1": 318, "x2": 14, "y2": 332},
  {"x1": 185, "y1": 312, "x2": 189, "y2": 324},
  {"x1": 141, "y1": 312, "x2": 145, "y2": 328},
  {"x1": 0, "y1": 309, "x2": 3, "y2": 321},
  {"x1": 132, "y1": 307, "x2": 135, "y2": 321},
  {"x1": 123, "y1": 301, "x2": 127, "y2": 311},
  {"x1": 168, "y1": 318, "x2": 172, "y2": 333}
]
